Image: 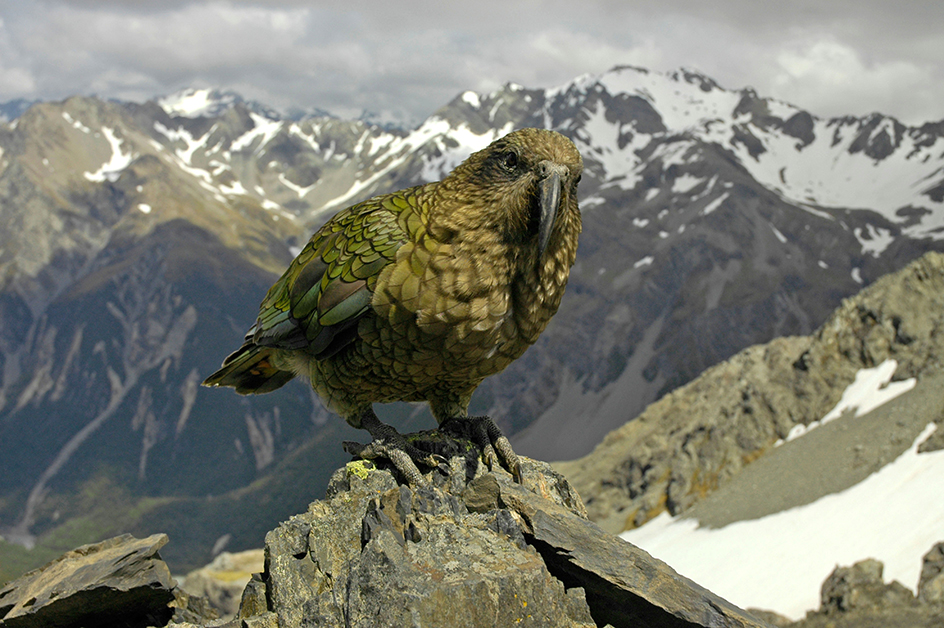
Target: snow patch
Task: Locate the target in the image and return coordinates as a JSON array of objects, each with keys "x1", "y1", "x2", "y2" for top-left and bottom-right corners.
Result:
[
  {"x1": 461, "y1": 91, "x2": 481, "y2": 108},
  {"x1": 701, "y1": 192, "x2": 729, "y2": 216},
  {"x1": 672, "y1": 174, "x2": 703, "y2": 194},
  {"x1": 278, "y1": 172, "x2": 316, "y2": 198},
  {"x1": 232, "y1": 113, "x2": 283, "y2": 153},
  {"x1": 158, "y1": 88, "x2": 226, "y2": 118},
  {"x1": 84, "y1": 127, "x2": 134, "y2": 183},
  {"x1": 785, "y1": 359, "x2": 915, "y2": 442},
  {"x1": 137, "y1": 203, "x2": 152, "y2": 214},
  {"x1": 62, "y1": 112, "x2": 90, "y2": 134},
  {"x1": 621, "y1": 420, "x2": 942, "y2": 620},
  {"x1": 854, "y1": 224, "x2": 895, "y2": 257},
  {"x1": 219, "y1": 180, "x2": 249, "y2": 196},
  {"x1": 153, "y1": 121, "x2": 213, "y2": 165}
]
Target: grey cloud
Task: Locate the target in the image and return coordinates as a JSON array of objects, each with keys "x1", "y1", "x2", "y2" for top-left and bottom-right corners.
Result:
[{"x1": 0, "y1": 0, "x2": 940, "y2": 124}]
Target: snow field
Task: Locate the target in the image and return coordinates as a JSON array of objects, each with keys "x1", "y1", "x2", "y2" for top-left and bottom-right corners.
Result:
[{"x1": 620, "y1": 360, "x2": 941, "y2": 620}]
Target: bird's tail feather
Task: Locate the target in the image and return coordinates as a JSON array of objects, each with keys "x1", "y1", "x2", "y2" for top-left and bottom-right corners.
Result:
[{"x1": 202, "y1": 342, "x2": 295, "y2": 394}]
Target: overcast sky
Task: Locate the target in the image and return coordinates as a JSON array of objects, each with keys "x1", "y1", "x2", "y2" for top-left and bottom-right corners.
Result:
[{"x1": 0, "y1": 0, "x2": 941, "y2": 126}]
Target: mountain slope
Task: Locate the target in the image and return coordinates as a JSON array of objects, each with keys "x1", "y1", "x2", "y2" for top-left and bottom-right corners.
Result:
[
  {"x1": 556, "y1": 250, "x2": 944, "y2": 533},
  {"x1": 1, "y1": 66, "x2": 943, "y2": 574},
  {"x1": 606, "y1": 253, "x2": 944, "y2": 619}
]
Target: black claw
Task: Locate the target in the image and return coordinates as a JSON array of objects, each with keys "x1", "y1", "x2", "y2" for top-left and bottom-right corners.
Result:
[
  {"x1": 342, "y1": 440, "x2": 366, "y2": 457},
  {"x1": 440, "y1": 415, "x2": 522, "y2": 482},
  {"x1": 344, "y1": 410, "x2": 441, "y2": 486}
]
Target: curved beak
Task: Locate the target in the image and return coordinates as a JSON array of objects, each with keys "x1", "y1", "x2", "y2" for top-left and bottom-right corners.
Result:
[{"x1": 537, "y1": 164, "x2": 564, "y2": 257}]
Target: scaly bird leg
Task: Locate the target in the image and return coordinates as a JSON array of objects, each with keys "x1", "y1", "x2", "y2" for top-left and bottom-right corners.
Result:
[
  {"x1": 343, "y1": 409, "x2": 444, "y2": 486},
  {"x1": 440, "y1": 415, "x2": 522, "y2": 483}
]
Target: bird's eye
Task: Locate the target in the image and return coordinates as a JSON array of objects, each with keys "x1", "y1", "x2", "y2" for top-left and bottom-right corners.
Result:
[{"x1": 500, "y1": 150, "x2": 518, "y2": 172}]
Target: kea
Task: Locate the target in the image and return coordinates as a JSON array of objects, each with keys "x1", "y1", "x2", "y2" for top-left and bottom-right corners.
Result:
[{"x1": 203, "y1": 128, "x2": 583, "y2": 484}]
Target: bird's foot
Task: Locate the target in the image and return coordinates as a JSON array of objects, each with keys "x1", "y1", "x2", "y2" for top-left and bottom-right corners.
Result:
[
  {"x1": 440, "y1": 415, "x2": 522, "y2": 483},
  {"x1": 343, "y1": 411, "x2": 445, "y2": 486}
]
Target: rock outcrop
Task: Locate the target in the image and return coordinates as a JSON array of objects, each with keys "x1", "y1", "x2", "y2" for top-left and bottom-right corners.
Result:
[
  {"x1": 918, "y1": 542, "x2": 944, "y2": 605},
  {"x1": 787, "y1": 552, "x2": 944, "y2": 628},
  {"x1": 0, "y1": 533, "x2": 218, "y2": 627},
  {"x1": 0, "y1": 450, "x2": 774, "y2": 628},
  {"x1": 247, "y1": 452, "x2": 770, "y2": 628}
]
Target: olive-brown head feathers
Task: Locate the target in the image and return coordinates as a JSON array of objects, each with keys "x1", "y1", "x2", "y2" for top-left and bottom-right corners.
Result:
[{"x1": 431, "y1": 128, "x2": 582, "y2": 258}]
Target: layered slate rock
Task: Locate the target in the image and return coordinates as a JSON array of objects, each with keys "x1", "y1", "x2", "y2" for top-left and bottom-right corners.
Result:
[
  {"x1": 253, "y1": 451, "x2": 771, "y2": 628},
  {"x1": 476, "y1": 475, "x2": 767, "y2": 627},
  {"x1": 0, "y1": 534, "x2": 178, "y2": 627}
]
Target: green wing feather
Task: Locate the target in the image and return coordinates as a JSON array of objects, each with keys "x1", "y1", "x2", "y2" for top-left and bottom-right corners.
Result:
[
  {"x1": 252, "y1": 193, "x2": 413, "y2": 358},
  {"x1": 204, "y1": 189, "x2": 421, "y2": 393}
]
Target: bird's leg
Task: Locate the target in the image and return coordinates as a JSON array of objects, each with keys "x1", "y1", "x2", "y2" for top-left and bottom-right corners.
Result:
[
  {"x1": 440, "y1": 415, "x2": 522, "y2": 483},
  {"x1": 342, "y1": 409, "x2": 443, "y2": 486}
]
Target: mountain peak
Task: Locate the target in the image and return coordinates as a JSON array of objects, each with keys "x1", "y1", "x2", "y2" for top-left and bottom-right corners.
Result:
[
  {"x1": 671, "y1": 67, "x2": 723, "y2": 92},
  {"x1": 156, "y1": 88, "x2": 281, "y2": 120}
]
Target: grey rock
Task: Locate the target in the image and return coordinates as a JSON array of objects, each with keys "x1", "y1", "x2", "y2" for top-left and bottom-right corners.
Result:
[
  {"x1": 0, "y1": 453, "x2": 774, "y2": 628},
  {"x1": 255, "y1": 453, "x2": 770, "y2": 628},
  {"x1": 746, "y1": 608, "x2": 793, "y2": 627},
  {"x1": 0, "y1": 533, "x2": 178, "y2": 627},
  {"x1": 263, "y1": 457, "x2": 597, "y2": 628},
  {"x1": 918, "y1": 542, "x2": 944, "y2": 604},
  {"x1": 0, "y1": 533, "x2": 221, "y2": 628},
  {"x1": 236, "y1": 573, "x2": 268, "y2": 620},
  {"x1": 787, "y1": 552, "x2": 944, "y2": 628},
  {"x1": 819, "y1": 558, "x2": 915, "y2": 614},
  {"x1": 490, "y1": 475, "x2": 769, "y2": 627},
  {"x1": 169, "y1": 588, "x2": 223, "y2": 626}
]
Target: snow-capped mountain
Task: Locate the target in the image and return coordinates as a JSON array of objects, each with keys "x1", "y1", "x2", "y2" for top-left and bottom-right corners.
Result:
[
  {"x1": 156, "y1": 87, "x2": 288, "y2": 121},
  {"x1": 0, "y1": 65, "x2": 942, "y2": 576}
]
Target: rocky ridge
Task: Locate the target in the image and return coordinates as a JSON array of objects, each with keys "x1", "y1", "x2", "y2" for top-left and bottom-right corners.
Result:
[
  {"x1": 0, "y1": 452, "x2": 773, "y2": 628},
  {"x1": 556, "y1": 250, "x2": 944, "y2": 532}
]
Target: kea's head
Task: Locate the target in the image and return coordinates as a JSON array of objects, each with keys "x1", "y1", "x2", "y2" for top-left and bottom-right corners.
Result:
[{"x1": 432, "y1": 128, "x2": 583, "y2": 259}]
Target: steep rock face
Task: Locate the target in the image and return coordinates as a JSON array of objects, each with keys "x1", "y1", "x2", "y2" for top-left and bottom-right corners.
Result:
[{"x1": 557, "y1": 251, "x2": 944, "y2": 531}]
